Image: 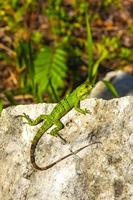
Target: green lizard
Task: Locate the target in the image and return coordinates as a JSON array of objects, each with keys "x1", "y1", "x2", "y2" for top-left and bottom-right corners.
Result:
[{"x1": 20, "y1": 80, "x2": 93, "y2": 170}]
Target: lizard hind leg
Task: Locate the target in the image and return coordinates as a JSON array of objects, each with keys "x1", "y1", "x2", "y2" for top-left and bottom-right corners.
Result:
[
  {"x1": 20, "y1": 113, "x2": 48, "y2": 126},
  {"x1": 49, "y1": 120, "x2": 67, "y2": 144}
]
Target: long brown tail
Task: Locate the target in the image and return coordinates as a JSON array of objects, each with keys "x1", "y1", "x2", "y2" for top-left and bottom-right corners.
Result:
[{"x1": 30, "y1": 139, "x2": 101, "y2": 171}]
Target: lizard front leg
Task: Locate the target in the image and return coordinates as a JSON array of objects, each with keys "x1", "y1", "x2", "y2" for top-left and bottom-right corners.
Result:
[
  {"x1": 74, "y1": 100, "x2": 90, "y2": 115},
  {"x1": 50, "y1": 120, "x2": 67, "y2": 143},
  {"x1": 20, "y1": 113, "x2": 48, "y2": 126}
]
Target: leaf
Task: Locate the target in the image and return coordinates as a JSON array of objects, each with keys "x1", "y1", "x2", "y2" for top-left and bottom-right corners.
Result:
[
  {"x1": 92, "y1": 44, "x2": 108, "y2": 84},
  {"x1": 34, "y1": 46, "x2": 68, "y2": 101},
  {"x1": 0, "y1": 100, "x2": 3, "y2": 114},
  {"x1": 16, "y1": 40, "x2": 35, "y2": 91},
  {"x1": 102, "y1": 80, "x2": 119, "y2": 97},
  {"x1": 86, "y1": 14, "x2": 94, "y2": 81}
]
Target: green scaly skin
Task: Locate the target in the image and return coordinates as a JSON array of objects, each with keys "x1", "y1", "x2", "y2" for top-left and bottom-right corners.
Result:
[{"x1": 20, "y1": 81, "x2": 92, "y2": 170}]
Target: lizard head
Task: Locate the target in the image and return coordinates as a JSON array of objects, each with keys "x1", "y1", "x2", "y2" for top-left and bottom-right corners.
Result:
[{"x1": 76, "y1": 81, "x2": 93, "y2": 100}]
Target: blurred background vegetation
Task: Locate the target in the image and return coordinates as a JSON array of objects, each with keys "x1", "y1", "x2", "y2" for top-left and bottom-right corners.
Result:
[{"x1": 0, "y1": 0, "x2": 133, "y2": 110}]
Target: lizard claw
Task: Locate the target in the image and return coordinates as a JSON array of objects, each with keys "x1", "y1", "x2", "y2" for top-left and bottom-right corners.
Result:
[
  {"x1": 85, "y1": 108, "x2": 90, "y2": 114},
  {"x1": 15, "y1": 113, "x2": 28, "y2": 118},
  {"x1": 15, "y1": 115, "x2": 22, "y2": 119},
  {"x1": 22, "y1": 113, "x2": 29, "y2": 118},
  {"x1": 21, "y1": 113, "x2": 31, "y2": 120},
  {"x1": 82, "y1": 108, "x2": 90, "y2": 115},
  {"x1": 15, "y1": 114, "x2": 29, "y2": 125},
  {"x1": 57, "y1": 134, "x2": 68, "y2": 144},
  {"x1": 16, "y1": 113, "x2": 32, "y2": 125}
]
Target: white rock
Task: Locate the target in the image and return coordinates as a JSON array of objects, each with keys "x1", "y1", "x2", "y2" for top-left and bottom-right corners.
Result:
[{"x1": 0, "y1": 97, "x2": 133, "y2": 200}]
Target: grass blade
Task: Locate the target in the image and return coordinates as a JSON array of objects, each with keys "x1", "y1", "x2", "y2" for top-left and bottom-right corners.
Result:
[
  {"x1": 86, "y1": 14, "x2": 93, "y2": 81},
  {"x1": 102, "y1": 80, "x2": 119, "y2": 97}
]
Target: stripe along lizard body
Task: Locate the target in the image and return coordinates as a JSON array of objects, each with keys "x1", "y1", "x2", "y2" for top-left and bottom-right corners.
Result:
[{"x1": 20, "y1": 81, "x2": 93, "y2": 170}]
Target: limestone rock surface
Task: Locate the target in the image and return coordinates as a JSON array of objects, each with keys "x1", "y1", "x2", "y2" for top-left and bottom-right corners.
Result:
[{"x1": 0, "y1": 96, "x2": 133, "y2": 200}]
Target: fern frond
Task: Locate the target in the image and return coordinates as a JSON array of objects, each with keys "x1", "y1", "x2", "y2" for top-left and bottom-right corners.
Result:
[{"x1": 34, "y1": 46, "x2": 67, "y2": 101}]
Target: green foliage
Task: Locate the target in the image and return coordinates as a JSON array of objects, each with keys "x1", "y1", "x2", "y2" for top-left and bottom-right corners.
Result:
[
  {"x1": 46, "y1": 0, "x2": 63, "y2": 14},
  {"x1": 86, "y1": 16, "x2": 108, "y2": 84},
  {"x1": 101, "y1": 0, "x2": 121, "y2": 8},
  {"x1": 4, "y1": 91, "x2": 17, "y2": 105},
  {"x1": 0, "y1": 0, "x2": 132, "y2": 106},
  {"x1": 101, "y1": 36, "x2": 120, "y2": 59},
  {"x1": 91, "y1": 44, "x2": 108, "y2": 84},
  {"x1": 0, "y1": 0, "x2": 36, "y2": 29},
  {"x1": 45, "y1": 0, "x2": 67, "y2": 28},
  {"x1": 119, "y1": 47, "x2": 132, "y2": 59},
  {"x1": 16, "y1": 40, "x2": 68, "y2": 102},
  {"x1": 16, "y1": 40, "x2": 35, "y2": 93},
  {"x1": 32, "y1": 31, "x2": 43, "y2": 44},
  {"x1": 101, "y1": 36, "x2": 133, "y2": 61},
  {"x1": 34, "y1": 46, "x2": 68, "y2": 101},
  {"x1": 86, "y1": 18, "x2": 116, "y2": 96},
  {"x1": 86, "y1": 14, "x2": 93, "y2": 82},
  {"x1": 0, "y1": 100, "x2": 3, "y2": 114},
  {"x1": 102, "y1": 80, "x2": 119, "y2": 97}
]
